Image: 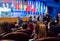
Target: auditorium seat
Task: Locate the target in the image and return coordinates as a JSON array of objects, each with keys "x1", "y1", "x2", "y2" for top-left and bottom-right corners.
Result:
[
  {"x1": 47, "y1": 31, "x2": 57, "y2": 37},
  {"x1": 0, "y1": 40, "x2": 14, "y2": 41},
  {"x1": 2, "y1": 32, "x2": 29, "y2": 41},
  {"x1": 35, "y1": 37, "x2": 60, "y2": 41}
]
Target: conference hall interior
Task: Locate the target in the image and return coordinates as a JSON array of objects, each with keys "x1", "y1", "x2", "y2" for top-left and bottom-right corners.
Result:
[{"x1": 0, "y1": 0, "x2": 60, "y2": 41}]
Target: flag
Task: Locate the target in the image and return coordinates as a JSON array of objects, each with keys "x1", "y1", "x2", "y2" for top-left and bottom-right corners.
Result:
[
  {"x1": 38, "y1": 2, "x2": 41, "y2": 12},
  {"x1": 34, "y1": 1, "x2": 37, "y2": 12},
  {"x1": 25, "y1": 1, "x2": 30, "y2": 12},
  {"x1": 19, "y1": 1, "x2": 22, "y2": 10},
  {"x1": 14, "y1": 0, "x2": 18, "y2": 10}
]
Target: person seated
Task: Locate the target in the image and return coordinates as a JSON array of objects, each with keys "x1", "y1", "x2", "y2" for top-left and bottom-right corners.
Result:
[
  {"x1": 22, "y1": 22, "x2": 28, "y2": 29},
  {"x1": 1, "y1": 22, "x2": 12, "y2": 33},
  {"x1": 28, "y1": 16, "x2": 33, "y2": 22},
  {"x1": 50, "y1": 21, "x2": 60, "y2": 36},
  {"x1": 18, "y1": 17, "x2": 23, "y2": 27},
  {"x1": 22, "y1": 22, "x2": 28, "y2": 31},
  {"x1": 10, "y1": 22, "x2": 17, "y2": 32},
  {"x1": 35, "y1": 22, "x2": 46, "y2": 38},
  {"x1": 14, "y1": 22, "x2": 19, "y2": 28},
  {"x1": 27, "y1": 21, "x2": 35, "y2": 37},
  {"x1": 32, "y1": 16, "x2": 37, "y2": 24},
  {"x1": 43, "y1": 14, "x2": 50, "y2": 24}
]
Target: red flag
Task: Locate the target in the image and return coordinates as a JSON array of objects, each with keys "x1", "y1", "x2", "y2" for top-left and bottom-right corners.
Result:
[{"x1": 32, "y1": 8, "x2": 37, "y2": 12}]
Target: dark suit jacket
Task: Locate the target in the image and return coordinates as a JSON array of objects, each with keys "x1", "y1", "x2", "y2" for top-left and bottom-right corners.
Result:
[{"x1": 50, "y1": 24, "x2": 60, "y2": 35}]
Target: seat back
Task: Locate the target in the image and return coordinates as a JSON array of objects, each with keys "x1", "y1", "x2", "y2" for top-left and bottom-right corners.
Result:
[
  {"x1": 35, "y1": 37, "x2": 60, "y2": 41},
  {"x1": 2, "y1": 32, "x2": 29, "y2": 41}
]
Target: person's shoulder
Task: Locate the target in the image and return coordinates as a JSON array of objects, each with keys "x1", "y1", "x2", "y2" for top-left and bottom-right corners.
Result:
[
  {"x1": 43, "y1": 16, "x2": 46, "y2": 18},
  {"x1": 56, "y1": 24, "x2": 60, "y2": 27},
  {"x1": 50, "y1": 25, "x2": 56, "y2": 28},
  {"x1": 37, "y1": 16, "x2": 39, "y2": 18}
]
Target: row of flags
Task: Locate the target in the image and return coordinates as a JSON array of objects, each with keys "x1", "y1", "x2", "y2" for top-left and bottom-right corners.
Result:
[
  {"x1": 13, "y1": 1, "x2": 46, "y2": 12},
  {"x1": 0, "y1": 0, "x2": 46, "y2": 13},
  {"x1": 0, "y1": 0, "x2": 47, "y2": 17}
]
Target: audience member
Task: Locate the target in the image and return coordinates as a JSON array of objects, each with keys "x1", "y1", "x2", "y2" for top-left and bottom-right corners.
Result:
[
  {"x1": 43, "y1": 14, "x2": 50, "y2": 36},
  {"x1": 56, "y1": 13, "x2": 60, "y2": 23},
  {"x1": 35, "y1": 22, "x2": 46, "y2": 38},
  {"x1": 32, "y1": 16, "x2": 37, "y2": 23},
  {"x1": 37, "y1": 16, "x2": 40, "y2": 21},
  {"x1": 18, "y1": 17, "x2": 23, "y2": 27},
  {"x1": 28, "y1": 16, "x2": 32, "y2": 22},
  {"x1": 43, "y1": 14, "x2": 50, "y2": 24},
  {"x1": 50, "y1": 20, "x2": 60, "y2": 36},
  {"x1": 37, "y1": 14, "x2": 43, "y2": 22},
  {"x1": 22, "y1": 21, "x2": 28, "y2": 30},
  {"x1": 14, "y1": 22, "x2": 19, "y2": 28},
  {"x1": 27, "y1": 21, "x2": 34, "y2": 36},
  {"x1": 1, "y1": 22, "x2": 12, "y2": 33},
  {"x1": 35, "y1": 22, "x2": 40, "y2": 39},
  {"x1": 10, "y1": 22, "x2": 17, "y2": 32}
]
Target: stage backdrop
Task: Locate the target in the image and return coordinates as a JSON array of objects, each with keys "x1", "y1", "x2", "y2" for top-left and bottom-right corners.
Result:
[{"x1": 0, "y1": 0, "x2": 47, "y2": 18}]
